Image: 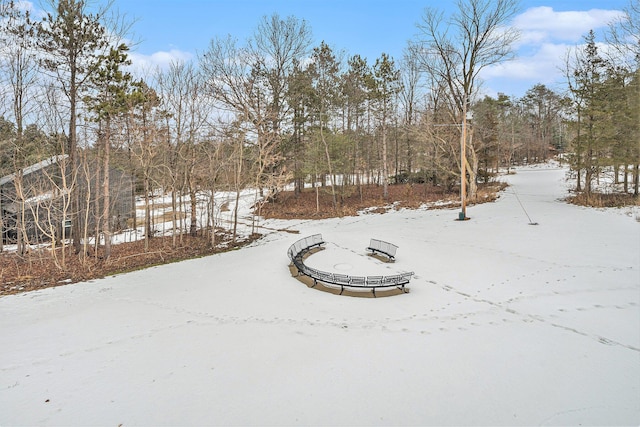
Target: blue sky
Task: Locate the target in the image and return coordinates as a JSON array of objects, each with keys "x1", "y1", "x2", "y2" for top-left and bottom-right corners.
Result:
[{"x1": 110, "y1": 0, "x2": 628, "y2": 98}]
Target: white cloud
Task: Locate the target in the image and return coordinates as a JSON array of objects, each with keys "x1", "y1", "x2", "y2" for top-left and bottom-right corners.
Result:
[
  {"x1": 514, "y1": 6, "x2": 625, "y2": 44},
  {"x1": 482, "y1": 42, "x2": 570, "y2": 82},
  {"x1": 128, "y1": 49, "x2": 194, "y2": 76},
  {"x1": 479, "y1": 6, "x2": 627, "y2": 96}
]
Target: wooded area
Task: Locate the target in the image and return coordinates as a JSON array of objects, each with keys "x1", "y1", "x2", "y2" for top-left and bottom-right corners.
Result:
[{"x1": 0, "y1": 0, "x2": 638, "y2": 284}]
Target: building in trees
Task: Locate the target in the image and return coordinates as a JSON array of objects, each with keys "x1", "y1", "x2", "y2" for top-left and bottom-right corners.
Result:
[{"x1": 0, "y1": 155, "x2": 134, "y2": 245}]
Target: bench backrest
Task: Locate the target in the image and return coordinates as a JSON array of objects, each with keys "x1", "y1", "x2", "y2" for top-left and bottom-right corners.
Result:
[
  {"x1": 381, "y1": 272, "x2": 413, "y2": 285},
  {"x1": 350, "y1": 276, "x2": 366, "y2": 286},
  {"x1": 332, "y1": 274, "x2": 351, "y2": 285},
  {"x1": 288, "y1": 234, "x2": 324, "y2": 260},
  {"x1": 310, "y1": 234, "x2": 323, "y2": 246},
  {"x1": 366, "y1": 276, "x2": 383, "y2": 286},
  {"x1": 369, "y1": 238, "x2": 398, "y2": 257}
]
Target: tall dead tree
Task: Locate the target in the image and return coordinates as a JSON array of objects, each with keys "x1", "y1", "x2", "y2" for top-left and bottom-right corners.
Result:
[
  {"x1": 0, "y1": 1, "x2": 39, "y2": 255},
  {"x1": 156, "y1": 61, "x2": 211, "y2": 240},
  {"x1": 200, "y1": 14, "x2": 311, "y2": 205},
  {"x1": 415, "y1": 0, "x2": 520, "y2": 208}
]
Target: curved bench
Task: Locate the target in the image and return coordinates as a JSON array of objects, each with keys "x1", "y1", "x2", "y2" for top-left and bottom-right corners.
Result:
[
  {"x1": 287, "y1": 233, "x2": 325, "y2": 262},
  {"x1": 366, "y1": 238, "x2": 398, "y2": 261},
  {"x1": 288, "y1": 235, "x2": 414, "y2": 297}
]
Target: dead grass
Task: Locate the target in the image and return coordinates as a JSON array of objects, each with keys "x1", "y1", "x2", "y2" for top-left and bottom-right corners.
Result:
[
  {"x1": 567, "y1": 192, "x2": 640, "y2": 208},
  {"x1": 259, "y1": 182, "x2": 506, "y2": 219},
  {"x1": 0, "y1": 232, "x2": 259, "y2": 296}
]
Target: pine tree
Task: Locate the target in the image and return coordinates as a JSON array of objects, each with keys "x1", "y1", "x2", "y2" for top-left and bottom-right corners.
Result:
[
  {"x1": 372, "y1": 53, "x2": 402, "y2": 199},
  {"x1": 567, "y1": 30, "x2": 610, "y2": 197},
  {"x1": 84, "y1": 44, "x2": 133, "y2": 260},
  {"x1": 38, "y1": 0, "x2": 109, "y2": 254},
  {"x1": 308, "y1": 41, "x2": 341, "y2": 211}
]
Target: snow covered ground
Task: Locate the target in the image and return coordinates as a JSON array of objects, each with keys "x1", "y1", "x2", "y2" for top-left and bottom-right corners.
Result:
[{"x1": 1, "y1": 164, "x2": 639, "y2": 426}]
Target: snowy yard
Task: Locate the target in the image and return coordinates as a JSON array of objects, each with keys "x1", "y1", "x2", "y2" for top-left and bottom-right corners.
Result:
[{"x1": 1, "y1": 164, "x2": 639, "y2": 426}]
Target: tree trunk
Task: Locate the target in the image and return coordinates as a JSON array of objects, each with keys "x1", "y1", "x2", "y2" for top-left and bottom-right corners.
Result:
[
  {"x1": 209, "y1": 185, "x2": 216, "y2": 247},
  {"x1": 69, "y1": 72, "x2": 82, "y2": 255},
  {"x1": 320, "y1": 121, "x2": 337, "y2": 212},
  {"x1": 189, "y1": 186, "x2": 198, "y2": 237},
  {"x1": 102, "y1": 118, "x2": 111, "y2": 260},
  {"x1": 382, "y1": 122, "x2": 389, "y2": 199},
  {"x1": 0, "y1": 188, "x2": 3, "y2": 253},
  {"x1": 467, "y1": 133, "x2": 479, "y2": 202},
  {"x1": 13, "y1": 171, "x2": 26, "y2": 256},
  {"x1": 144, "y1": 167, "x2": 151, "y2": 251}
]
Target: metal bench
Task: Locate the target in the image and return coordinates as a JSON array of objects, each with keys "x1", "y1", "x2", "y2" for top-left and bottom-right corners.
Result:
[
  {"x1": 289, "y1": 235, "x2": 413, "y2": 297},
  {"x1": 287, "y1": 234, "x2": 325, "y2": 263},
  {"x1": 318, "y1": 272, "x2": 413, "y2": 297},
  {"x1": 366, "y1": 238, "x2": 399, "y2": 261}
]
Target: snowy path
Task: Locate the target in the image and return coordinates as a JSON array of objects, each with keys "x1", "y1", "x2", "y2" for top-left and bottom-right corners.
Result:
[{"x1": 1, "y1": 165, "x2": 639, "y2": 426}]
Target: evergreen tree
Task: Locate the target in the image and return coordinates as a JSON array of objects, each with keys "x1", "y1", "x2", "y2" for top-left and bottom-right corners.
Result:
[
  {"x1": 84, "y1": 44, "x2": 133, "y2": 259},
  {"x1": 0, "y1": 117, "x2": 16, "y2": 177},
  {"x1": 567, "y1": 30, "x2": 610, "y2": 197},
  {"x1": 308, "y1": 41, "x2": 341, "y2": 211},
  {"x1": 285, "y1": 59, "x2": 314, "y2": 195},
  {"x1": 38, "y1": 0, "x2": 109, "y2": 254},
  {"x1": 521, "y1": 84, "x2": 568, "y2": 161},
  {"x1": 342, "y1": 54, "x2": 372, "y2": 190},
  {"x1": 372, "y1": 53, "x2": 402, "y2": 199}
]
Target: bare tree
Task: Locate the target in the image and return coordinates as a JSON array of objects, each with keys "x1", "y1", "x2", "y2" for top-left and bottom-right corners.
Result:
[
  {"x1": 125, "y1": 80, "x2": 163, "y2": 251},
  {"x1": 155, "y1": 60, "x2": 210, "y2": 242},
  {"x1": 399, "y1": 46, "x2": 424, "y2": 177},
  {"x1": 249, "y1": 14, "x2": 312, "y2": 138},
  {"x1": 606, "y1": 0, "x2": 640, "y2": 68},
  {"x1": 201, "y1": 129, "x2": 226, "y2": 247},
  {"x1": 0, "y1": 0, "x2": 40, "y2": 254},
  {"x1": 38, "y1": 81, "x2": 75, "y2": 265},
  {"x1": 200, "y1": 14, "x2": 311, "y2": 207},
  {"x1": 415, "y1": 0, "x2": 520, "y2": 214}
]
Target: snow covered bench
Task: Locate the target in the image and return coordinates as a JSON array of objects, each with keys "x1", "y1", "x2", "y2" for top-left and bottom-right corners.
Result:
[
  {"x1": 305, "y1": 271, "x2": 414, "y2": 297},
  {"x1": 288, "y1": 235, "x2": 413, "y2": 297},
  {"x1": 366, "y1": 238, "x2": 398, "y2": 261},
  {"x1": 287, "y1": 234, "x2": 325, "y2": 263}
]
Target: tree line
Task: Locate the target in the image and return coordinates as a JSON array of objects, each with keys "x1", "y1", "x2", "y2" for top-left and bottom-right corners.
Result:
[{"x1": 0, "y1": 0, "x2": 637, "y2": 265}]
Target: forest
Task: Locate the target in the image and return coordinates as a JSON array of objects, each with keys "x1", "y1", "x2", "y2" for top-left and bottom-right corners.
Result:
[{"x1": 0, "y1": 0, "x2": 638, "y2": 287}]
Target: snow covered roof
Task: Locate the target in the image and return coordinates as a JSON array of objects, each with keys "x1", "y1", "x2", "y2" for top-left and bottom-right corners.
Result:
[{"x1": 0, "y1": 155, "x2": 69, "y2": 187}]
